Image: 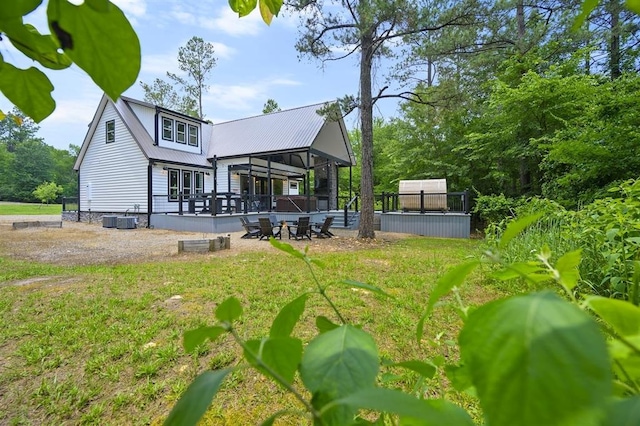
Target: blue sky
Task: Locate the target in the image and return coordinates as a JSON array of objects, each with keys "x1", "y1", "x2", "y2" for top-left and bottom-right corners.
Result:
[{"x1": 0, "y1": 0, "x2": 403, "y2": 151}]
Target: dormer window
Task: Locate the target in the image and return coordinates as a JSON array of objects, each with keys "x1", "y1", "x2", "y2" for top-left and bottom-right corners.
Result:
[
  {"x1": 188, "y1": 124, "x2": 198, "y2": 147},
  {"x1": 176, "y1": 122, "x2": 186, "y2": 144},
  {"x1": 162, "y1": 118, "x2": 173, "y2": 141}
]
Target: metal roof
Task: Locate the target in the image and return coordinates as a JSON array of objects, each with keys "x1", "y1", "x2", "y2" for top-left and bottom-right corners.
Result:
[
  {"x1": 75, "y1": 95, "x2": 354, "y2": 170},
  {"x1": 208, "y1": 103, "x2": 329, "y2": 159}
]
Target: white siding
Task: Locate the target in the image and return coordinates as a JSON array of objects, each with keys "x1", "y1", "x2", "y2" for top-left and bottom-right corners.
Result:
[
  {"x1": 79, "y1": 103, "x2": 149, "y2": 212},
  {"x1": 313, "y1": 122, "x2": 352, "y2": 163},
  {"x1": 151, "y1": 163, "x2": 214, "y2": 213},
  {"x1": 129, "y1": 102, "x2": 155, "y2": 137}
]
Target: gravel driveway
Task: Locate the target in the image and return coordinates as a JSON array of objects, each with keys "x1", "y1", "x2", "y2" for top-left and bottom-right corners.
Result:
[{"x1": 0, "y1": 215, "x2": 404, "y2": 266}]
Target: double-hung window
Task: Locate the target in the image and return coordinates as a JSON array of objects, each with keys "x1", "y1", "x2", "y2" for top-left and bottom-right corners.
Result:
[
  {"x1": 182, "y1": 171, "x2": 192, "y2": 197},
  {"x1": 168, "y1": 169, "x2": 179, "y2": 201},
  {"x1": 162, "y1": 118, "x2": 174, "y2": 141},
  {"x1": 188, "y1": 125, "x2": 198, "y2": 147},
  {"x1": 176, "y1": 122, "x2": 186, "y2": 144},
  {"x1": 106, "y1": 120, "x2": 115, "y2": 143}
]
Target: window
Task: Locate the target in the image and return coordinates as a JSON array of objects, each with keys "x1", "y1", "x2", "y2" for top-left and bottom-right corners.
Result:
[
  {"x1": 106, "y1": 120, "x2": 115, "y2": 143},
  {"x1": 182, "y1": 171, "x2": 192, "y2": 196},
  {"x1": 162, "y1": 117, "x2": 173, "y2": 141},
  {"x1": 176, "y1": 122, "x2": 186, "y2": 144},
  {"x1": 195, "y1": 172, "x2": 204, "y2": 193},
  {"x1": 188, "y1": 124, "x2": 198, "y2": 146},
  {"x1": 168, "y1": 169, "x2": 179, "y2": 201}
]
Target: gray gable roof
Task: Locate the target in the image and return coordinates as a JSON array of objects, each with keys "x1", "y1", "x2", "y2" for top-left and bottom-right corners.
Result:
[
  {"x1": 209, "y1": 104, "x2": 328, "y2": 158},
  {"x1": 75, "y1": 95, "x2": 354, "y2": 171}
]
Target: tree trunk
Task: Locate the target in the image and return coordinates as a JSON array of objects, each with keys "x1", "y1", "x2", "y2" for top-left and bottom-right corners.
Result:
[
  {"x1": 358, "y1": 32, "x2": 375, "y2": 239},
  {"x1": 608, "y1": 0, "x2": 621, "y2": 79}
]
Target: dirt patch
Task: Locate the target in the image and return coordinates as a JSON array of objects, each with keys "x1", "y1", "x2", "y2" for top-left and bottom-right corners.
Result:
[{"x1": 0, "y1": 215, "x2": 412, "y2": 267}]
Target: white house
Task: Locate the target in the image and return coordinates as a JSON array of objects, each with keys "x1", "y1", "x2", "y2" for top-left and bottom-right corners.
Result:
[{"x1": 71, "y1": 94, "x2": 356, "y2": 228}]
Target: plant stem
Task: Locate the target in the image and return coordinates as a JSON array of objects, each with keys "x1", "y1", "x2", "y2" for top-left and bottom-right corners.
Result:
[
  {"x1": 228, "y1": 327, "x2": 322, "y2": 420},
  {"x1": 305, "y1": 259, "x2": 347, "y2": 324}
]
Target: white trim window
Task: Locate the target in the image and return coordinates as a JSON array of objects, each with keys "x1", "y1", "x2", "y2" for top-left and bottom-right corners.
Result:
[
  {"x1": 176, "y1": 122, "x2": 186, "y2": 144},
  {"x1": 188, "y1": 124, "x2": 198, "y2": 147},
  {"x1": 162, "y1": 117, "x2": 174, "y2": 141},
  {"x1": 106, "y1": 120, "x2": 115, "y2": 144},
  {"x1": 182, "y1": 170, "x2": 192, "y2": 196},
  {"x1": 195, "y1": 171, "x2": 204, "y2": 193},
  {"x1": 168, "y1": 169, "x2": 179, "y2": 201}
]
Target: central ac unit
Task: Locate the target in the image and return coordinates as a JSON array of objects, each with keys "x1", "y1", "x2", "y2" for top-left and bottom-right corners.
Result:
[
  {"x1": 103, "y1": 215, "x2": 118, "y2": 228},
  {"x1": 116, "y1": 216, "x2": 136, "y2": 229}
]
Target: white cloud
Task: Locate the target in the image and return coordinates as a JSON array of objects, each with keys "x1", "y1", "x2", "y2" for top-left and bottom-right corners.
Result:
[
  {"x1": 112, "y1": 0, "x2": 147, "y2": 17},
  {"x1": 210, "y1": 42, "x2": 236, "y2": 60},
  {"x1": 48, "y1": 97, "x2": 98, "y2": 125},
  {"x1": 140, "y1": 52, "x2": 180, "y2": 76},
  {"x1": 201, "y1": 7, "x2": 264, "y2": 37},
  {"x1": 204, "y1": 77, "x2": 302, "y2": 113}
]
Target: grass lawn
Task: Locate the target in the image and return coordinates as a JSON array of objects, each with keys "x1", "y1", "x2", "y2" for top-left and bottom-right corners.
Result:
[
  {"x1": 0, "y1": 236, "x2": 502, "y2": 425},
  {"x1": 0, "y1": 202, "x2": 62, "y2": 215}
]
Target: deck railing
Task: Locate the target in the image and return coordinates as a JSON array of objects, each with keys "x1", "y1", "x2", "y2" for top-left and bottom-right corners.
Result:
[
  {"x1": 62, "y1": 197, "x2": 78, "y2": 212},
  {"x1": 379, "y1": 190, "x2": 470, "y2": 213}
]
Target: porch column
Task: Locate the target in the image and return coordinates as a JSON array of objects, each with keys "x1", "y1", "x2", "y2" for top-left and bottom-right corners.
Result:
[
  {"x1": 306, "y1": 151, "x2": 311, "y2": 213},
  {"x1": 212, "y1": 156, "x2": 217, "y2": 216},
  {"x1": 267, "y1": 155, "x2": 272, "y2": 212}
]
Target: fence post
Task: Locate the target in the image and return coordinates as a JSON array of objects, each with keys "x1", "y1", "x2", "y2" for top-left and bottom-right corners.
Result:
[
  {"x1": 420, "y1": 190, "x2": 425, "y2": 214},
  {"x1": 463, "y1": 189, "x2": 469, "y2": 213},
  {"x1": 381, "y1": 192, "x2": 386, "y2": 213},
  {"x1": 178, "y1": 192, "x2": 183, "y2": 215}
]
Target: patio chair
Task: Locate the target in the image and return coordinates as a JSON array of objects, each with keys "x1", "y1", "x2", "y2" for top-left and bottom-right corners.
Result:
[
  {"x1": 258, "y1": 217, "x2": 282, "y2": 240},
  {"x1": 288, "y1": 216, "x2": 311, "y2": 240},
  {"x1": 240, "y1": 217, "x2": 260, "y2": 239},
  {"x1": 311, "y1": 216, "x2": 335, "y2": 238}
]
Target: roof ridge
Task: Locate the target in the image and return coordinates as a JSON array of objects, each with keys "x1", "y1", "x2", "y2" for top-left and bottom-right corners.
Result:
[{"x1": 213, "y1": 102, "x2": 330, "y2": 126}]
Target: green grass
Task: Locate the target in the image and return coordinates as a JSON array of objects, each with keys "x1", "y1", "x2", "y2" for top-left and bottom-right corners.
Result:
[
  {"x1": 0, "y1": 202, "x2": 62, "y2": 215},
  {"x1": 0, "y1": 237, "x2": 502, "y2": 424}
]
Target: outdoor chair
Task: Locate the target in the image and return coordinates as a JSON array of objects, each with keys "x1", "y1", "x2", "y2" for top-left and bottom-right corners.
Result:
[
  {"x1": 288, "y1": 216, "x2": 312, "y2": 240},
  {"x1": 240, "y1": 217, "x2": 260, "y2": 239},
  {"x1": 269, "y1": 214, "x2": 279, "y2": 226},
  {"x1": 311, "y1": 216, "x2": 335, "y2": 238},
  {"x1": 258, "y1": 217, "x2": 282, "y2": 240}
]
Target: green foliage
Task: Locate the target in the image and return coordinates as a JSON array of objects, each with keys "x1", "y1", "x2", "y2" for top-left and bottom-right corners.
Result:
[
  {"x1": 32, "y1": 181, "x2": 63, "y2": 204},
  {"x1": 168, "y1": 216, "x2": 640, "y2": 425},
  {"x1": 0, "y1": 0, "x2": 139, "y2": 122},
  {"x1": 262, "y1": 98, "x2": 281, "y2": 114},
  {"x1": 472, "y1": 194, "x2": 516, "y2": 226}
]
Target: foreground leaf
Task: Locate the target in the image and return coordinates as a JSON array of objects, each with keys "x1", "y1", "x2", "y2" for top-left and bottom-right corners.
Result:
[
  {"x1": 183, "y1": 325, "x2": 226, "y2": 353},
  {"x1": 417, "y1": 260, "x2": 479, "y2": 341},
  {"x1": 270, "y1": 238, "x2": 305, "y2": 260},
  {"x1": 245, "y1": 337, "x2": 303, "y2": 385},
  {"x1": 301, "y1": 325, "x2": 378, "y2": 425},
  {"x1": 339, "y1": 279, "x2": 392, "y2": 298},
  {"x1": 0, "y1": 60, "x2": 54, "y2": 122},
  {"x1": 459, "y1": 291, "x2": 612, "y2": 426},
  {"x1": 499, "y1": 213, "x2": 543, "y2": 250},
  {"x1": 335, "y1": 388, "x2": 474, "y2": 425},
  {"x1": 270, "y1": 294, "x2": 308, "y2": 338},
  {"x1": 316, "y1": 315, "x2": 339, "y2": 333},
  {"x1": 164, "y1": 369, "x2": 232, "y2": 426},
  {"x1": 3, "y1": 20, "x2": 72, "y2": 70},
  {"x1": 604, "y1": 396, "x2": 640, "y2": 426},
  {"x1": 215, "y1": 297, "x2": 242, "y2": 322},
  {"x1": 389, "y1": 360, "x2": 436, "y2": 379},
  {"x1": 585, "y1": 296, "x2": 640, "y2": 337},
  {"x1": 0, "y1": 1, "x2": 42, "y2": 18},
  {"x1": 47, "y1": 0, "x2": 140, "y2": 100}
]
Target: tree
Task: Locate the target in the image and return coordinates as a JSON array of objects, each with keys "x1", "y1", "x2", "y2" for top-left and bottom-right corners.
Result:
[
  {"x1": 139, "y1": 78, "x2": 198, "y2": 117},
  {"x1": 33, "y1": 181, "x2": 63, "y2": 205},
  {"x1": 262, "y1": 99, "x2": 281, "y2": 114},
  {"x1": 0, "y1": 108, "x2": 42, "y2": 152},
  {"x1": 7, "y1": 139, "x2": 54, "y2": 201},
  {"x1": 167, "y1": 36, "x2": 217, "y2": 119},
  {"x1": 293, "y1": 0, "x2": 481, "y2": 238}
]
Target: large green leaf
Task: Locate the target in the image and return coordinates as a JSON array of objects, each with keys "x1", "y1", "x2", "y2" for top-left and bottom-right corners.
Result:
[
  {"x1": 629, "y1": 0, "x2": 640, "y2": 15},
  {"x1": 335, "y1": 388, "x2": 474, "y2": 426},
  {"x1": 0, "y1": 60, "x2": 54, "y2": 122},
  {"x1": 183, "y1": 325, "x2": 226, "y2": 353},
  {"x1": 554, "y1": 249, "x2": 582, "y2": 292},
  {"x1": 229, "y1": 0, "x2": 258, "y2": 17},
  {"x1": 604, "y1": 396, "x2": 640, "y2": 426},
  {"x1": 215, "y1": 297, "x2": 243, "y2": 322},
  {"x1": 499, "y1": 213, "x2": 543, "y2": 250},
  {"x1": 164, "y1": 369, "x2": 232, "y2": 426},
  {"x1": 270, "y1": 237, "x2": 305, "y2": 260},
  {"x1": 573, "y1": 0, "x2": 599, "y2": 30},
  {"x1": 339, "y1": 279, "x2": 393, "y2": 298},
  {"x1": 244, "y1": 336, "x2": 302, "y2": 385},
  {"x1": 0, "y1": 0, "x2": 42, "y2": 18},
  {"x1": 47, "y1": 0, "x2": 140, "y2": 100},
  {"x1": 459, "y1": 291, "x2": 612, "y2": 426},
  {"x1": 2, "y1": 19, "x2": 72, "y2": 70},
  {"x1": 300, "y1": 325, "x2": 379, "y2": 425},
  {"x1": 389, "y1": 360, "x2": 436, "y2": 379},
  {"x1": 270, "y1": 294, "x2": 308, "y2": 338},
  {"x1": 316, "y1": 315, "x2": 339, "y2": 333},
  {"x1": 585, "y1": 296, "x2": 640, "y2": 337},
  {"x1": 417, "y1": 260, "x2": 479, "y2": 342},
  {"x1": 493, "y1": 261, "x2": 549, "y2": 283}
]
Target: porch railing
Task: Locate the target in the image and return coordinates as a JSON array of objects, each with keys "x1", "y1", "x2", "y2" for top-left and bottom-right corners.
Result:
[
  {"x1": 62, "y1": 197, "x2": 78, "y2": 212},
  {"x1": 379, "y1": 190, "x2": 470, "y2": 213}
]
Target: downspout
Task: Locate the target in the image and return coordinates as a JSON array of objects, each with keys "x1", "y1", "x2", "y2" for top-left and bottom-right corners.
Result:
[
  {"x1": 147, "y1": 161, "x2": 153, "y2": 228},
  {"x1": 212, "y1": 156, "x2": 217, "y2": 216},
  {"x1": 76, "y1": 171, "x2": 81, "y2": 222},
  {"x1": 154, "y1": 107, "x2": 159, "y2": 145}
]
